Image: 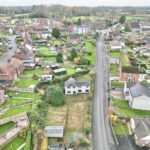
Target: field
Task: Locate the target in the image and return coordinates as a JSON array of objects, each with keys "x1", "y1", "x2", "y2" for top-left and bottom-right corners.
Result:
[
  {"x1": 37, "y1": 46, "x2": 54, "y2": 57},
  {"x1": 2, "y1": 136, "x2": 25, "y2": 150},
  {"x1": 0, "y1": 121, "x2": 15, "y2": 135},
  {"x1": 126, "y1": 15, "x2": 145, "y2": 21},
  {"x1": 111, "y1": 81, "x2": 124, "y2": 87}
]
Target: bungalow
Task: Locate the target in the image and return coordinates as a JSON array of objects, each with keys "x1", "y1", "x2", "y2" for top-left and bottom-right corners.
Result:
[
  {"x1": 111, "y1": 40, "x2": 125, "y2": 50},
  {"x1": 124, "y1": 82, "x2": 150, "y2": 110},
  {"x1": 120, "y1": 66, "x2": 140, "y2": 82},
  {"x1": 41, "y1": 31, "x2": 51, "y2": 39},
  {"x1": 64, "y1": 77, "x2": 90, "y2": 95},
  {"x1": 0, "y1": 90, "x2": 5, "y2": 105},
  {"x1": 130, "y1": 118, "x2": 150, "y2": 148},
  {"x1": 44, "y1": 126, "x2": 64, "y2": 138},
  {"x1": 130, "y1": 21, "x2": 141, "y2": 32}
]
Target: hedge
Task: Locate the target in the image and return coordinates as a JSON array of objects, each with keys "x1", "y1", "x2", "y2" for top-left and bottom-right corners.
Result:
[{"x1": 24, "y1": 129, "x2": 32, "y2": 150}]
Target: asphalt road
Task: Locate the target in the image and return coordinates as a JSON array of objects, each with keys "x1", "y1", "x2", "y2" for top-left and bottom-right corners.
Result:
[
  {"x1": 0, "y1": 36, "x2": 17, "y2": 65},
  {"x1": 92, "y1": 36, "x2": 111, "y2": 150}
]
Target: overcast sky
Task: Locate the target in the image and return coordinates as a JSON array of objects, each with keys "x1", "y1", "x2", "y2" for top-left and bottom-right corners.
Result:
[{"x1": 0, "y1": 0, "x2": 150, "y2": 7}]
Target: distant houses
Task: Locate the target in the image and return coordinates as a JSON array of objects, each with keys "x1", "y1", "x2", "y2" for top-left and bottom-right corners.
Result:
[{"x1": 64, "y1": 77, "x2": 90, "y2": 95}]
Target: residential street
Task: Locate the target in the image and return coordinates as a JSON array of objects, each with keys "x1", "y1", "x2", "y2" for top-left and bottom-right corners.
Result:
[
  {"x1": 92, "y1": 36, "x2": 111, "y2": 150},
  {"x1": 0, "y1": 36, "x2": 17, "y2": 64}
]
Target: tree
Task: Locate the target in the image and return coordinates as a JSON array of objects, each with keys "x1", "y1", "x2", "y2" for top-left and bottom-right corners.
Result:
[
  {"x1": 124, "y1": 23, "x2": 131, "y2": 32},
  {"x1": 70, "y1": 49, "x2": 78, "y2": 60},
  {"x1": 119, "y1": 15, "x2": 126, "y2": 24},
  {"x1": 56, "y1": 53, "x2": 63, "y2": 63},
  {"x1": 52, "y1": 28, "x2": 60, "y2": 39},
  {"x1": 77, "y1": 18, "x2": 82, "y2": 25},
  {"x1": 51, "y1": 89, "x2": 65, "y2": 106}
]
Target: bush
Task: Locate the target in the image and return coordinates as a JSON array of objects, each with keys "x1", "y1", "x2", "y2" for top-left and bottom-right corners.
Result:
[
  {"x1": 84, "y1": 127, "x2": 91, "y2": 135},
  {"x1": 79, "y1": 139, "x2": 90, "y2": 147}
]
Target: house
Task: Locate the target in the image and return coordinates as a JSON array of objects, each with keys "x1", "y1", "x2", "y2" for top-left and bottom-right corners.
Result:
[
  {"x1": 41, "y1": 75, "x2": 52, "y2": 81},
  {"x1": 0, "y1": 58, "x2": 24, "y2": 86},
  {"x1": 41, "y1": 31, "x2": 51, "y2": 39},
  {"x1": 64, "y1": 77, "x2": 90, "y2": 95},
  {"x1": 120, "y1": 66, "x2": 140, "y2": 82},
  {"x1": 0, "y1": 90, "x2": 5, "y2": 105},
  {"x1": 130, "y1": 118, "x2": 150, "y2": 147},
  {"x1": 75, "y1": 25, "x2": 90, "y2": 35},
  {"x1": 130, "y1": 21, "x2": 141, "y2": 32},
  {"x1": 111, "y1": 40, "x2": 125, "y2": 50},
  {"x1": 44, "y1": 126, "x2": 64, "y2": 138},
  {"x1": 124, "y1": 82, "x2": 150, "y2": 110}
]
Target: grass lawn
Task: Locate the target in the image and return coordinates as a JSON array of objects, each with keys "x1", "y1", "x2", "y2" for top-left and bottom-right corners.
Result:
[
  {"x1": 66, "y1": 68, "x2": 75, "y2": 75},
  {"x1": 37, "y1": 46, "x2": 52, "y2": 56},
  {"x1": 113, "y1": 124, "x2": 130, "y2": 135},
  {"x1": 119, "y1": 108, "x2": 150, "y2": 117},
  {"x1": 23, "y1": 68, "x2": 43, "y2": 75},
  {"x1": 120, "y1": 53, "x2": 130, "y2": 66},
  {"x1": 0, "y1": 121, "x2": 16, "y2": 135},
  {"x1": 16, "y1": 78, "x2": 38, "y2": 88},
  {"x1": 43, "y1": 56, "x2": 56, "y2": 62},
  {"x1": 112, "y1": 99, "x2": 128, "y2": 107},
  {"x1": 85, "y1": 42, "x2": 96, "y2": 65},
  {"x1": 109, "y1": 51, "x2": 121, "y2": 58},
  {"x1": 2, "y1": 136, "x2": 25, "y2": 150},
  {"x1": 0, "y1": 104, "x2": 32, "y2": 119},
  {"x1": 2, "y1": 92, "x2": 40, "y2": 106},
  {"x1": 111, "y1": 81, "x2": 124, "y2": 87},
  {"x1": 110, "y1": 64, "x2": 119, "y2": 76},
  {"x1": 126, "y1": 15, "x2": 145, "y2": 20}
]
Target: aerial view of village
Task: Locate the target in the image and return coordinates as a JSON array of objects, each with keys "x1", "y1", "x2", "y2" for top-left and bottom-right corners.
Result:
[{"x1": 0, "y1": 0, "x2": 150, "y2": 150}]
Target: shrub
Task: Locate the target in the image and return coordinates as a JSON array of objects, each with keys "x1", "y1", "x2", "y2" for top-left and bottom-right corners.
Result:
[{"x1": 24, "y1": 129, "x2": 32, "y2": 150}]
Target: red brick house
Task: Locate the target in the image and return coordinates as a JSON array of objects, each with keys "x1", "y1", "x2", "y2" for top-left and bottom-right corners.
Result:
[
  {"x1": 120, "y1": 66, "x2": 140, "y2": 82},
  {"x1": 0, "y1": 58, "x2": 24, "y2": 86}
]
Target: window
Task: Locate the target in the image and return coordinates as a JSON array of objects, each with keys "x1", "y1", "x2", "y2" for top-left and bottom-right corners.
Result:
[
  {"x1": 86, "y1": 89, "x2": 89, "y2": 93},
  {"x1": 67, "y1": 91, "x2": 71, "y2": 93},
  {"x1": 78, "y1": 90, "x2": 81, "y2": 92}
]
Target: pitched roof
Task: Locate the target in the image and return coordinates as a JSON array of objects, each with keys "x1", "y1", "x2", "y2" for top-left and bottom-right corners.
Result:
[
  {"x1": 134, "y1": 119, "x2": 150, "y2": 139},
  {"x1": 127, "y1": 82, "x2": 150, "y2": 98},
  {"x1": 65, "y1": 77, "x2": 90, "y2": 87},
  {"x1": 44, "y1": 126, "x2": 64, "y2": 138}
]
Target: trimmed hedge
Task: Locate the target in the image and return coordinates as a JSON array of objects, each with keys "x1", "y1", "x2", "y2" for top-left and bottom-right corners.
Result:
[{"x1": 24, "y1": 129, "x2": 32, "y2": 150}]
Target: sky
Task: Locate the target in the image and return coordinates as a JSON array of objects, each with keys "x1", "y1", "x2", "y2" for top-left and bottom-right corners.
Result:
[{"x1": 0, "y1": 0, "x2": 150, "y2": 7}]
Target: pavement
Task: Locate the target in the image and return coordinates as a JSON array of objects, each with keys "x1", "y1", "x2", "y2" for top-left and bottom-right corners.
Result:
[
  {"x1": 92, "y1": 36, "x2": 112, "y2": 150},
  {"x1": 0, "y1": 36, "x2": 17, "y2": 65}
]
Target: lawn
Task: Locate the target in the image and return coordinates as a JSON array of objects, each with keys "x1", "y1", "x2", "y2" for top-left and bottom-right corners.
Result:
[
  {"x1": 112, "y1": 99, "x2": 128, "y2": 107},
  {"x1": 85, "y1": 42, "x2": 96, "y2": 65},
  {"x1": 23, "y1": 68, "x2": 43, "y2": 75},
  {"x1": 0, "y1": 121, "x2": 16, "y2": 135},
  {"x1": 15, "y1": 78, "x2": 38, "y2": 88},
  {"x1": 113, "y1": 124, "x2": 130, "y2": 135},
  {"x1": 110, "y1": 64, "x2": 119, "y2": 76},
  {"x1": 120, "y1": 53, "x2": 130, "y2": 66},
  {"x1": 42, "y1": 56, "x2": 56, "y2": 62},
  {"x1": 111, "y1": 81, "x2": 124, "y2": 87},
  {"x1": 2, "y1": 136, "x2": 25, "y2": 150},
  {"x1": 0, "y1": 104, "x2": 32, "y2": 119},
  {"x1": 109, "y1": 51, "x2": 121, "y2": 58},
  {"x1": 126, "y1": 15, "x2": 145, "y2": 21},
  {"x1": 66, "y1": 68, "x2": 75, "y2": 75},
  {"x1": 37, "y1": 46, "x2": 53, "y2": 56},
  {"x1": 2, "y1": 92, "x2": 40, "y2": 106},
  {"x1": 119, "y1": 108, "x2": 150, "y2": 117}
]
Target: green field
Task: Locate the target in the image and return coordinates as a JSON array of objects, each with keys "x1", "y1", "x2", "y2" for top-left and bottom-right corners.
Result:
[
  {"x1": 111, "y1": 81, "x2": 124, "y2": 87},
  {"x1": 15, "y1": 78, "x2": 38, "y2": 88},
  {"x1": 37, "y1": 46, "x2": 54, "y2": 56},
  {"x1": 85, "y1": 42, "x2": 96, "y2": 65},
  {"x1": 0, "y1": 121, "x2": 16, "y2": 135},
  {"x1": 2, "y1": 136, "x2": 25, "y2": 150},
  {"x1": 126, "y1": 15, "x2": 145, "y2": 20},
  {"x1": 0, "y1": 104, "x2": 32, "y2": 119},
  {"x1": 112, "y1": 99, "x2": 129, "y2": 107}
]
